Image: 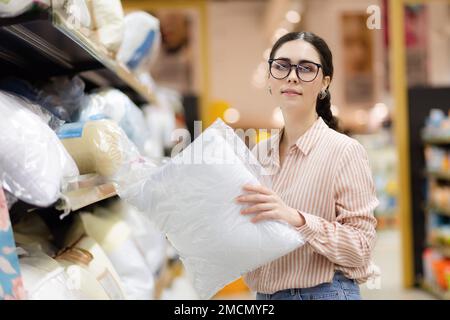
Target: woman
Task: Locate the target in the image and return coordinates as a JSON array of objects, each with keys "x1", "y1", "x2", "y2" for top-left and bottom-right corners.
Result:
[{"x1": 236, "y1": 31, "x2": 379, "y2": 300}]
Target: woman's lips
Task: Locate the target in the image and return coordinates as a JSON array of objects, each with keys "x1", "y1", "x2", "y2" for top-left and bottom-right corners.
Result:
[{"x1": 281, "y1": 90, "x2": 302, "y2": 96}]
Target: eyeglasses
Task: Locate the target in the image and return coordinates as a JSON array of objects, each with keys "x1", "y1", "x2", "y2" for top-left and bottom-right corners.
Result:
[{"x1": 268, "y1": 58, "x2": 322, "y2": 82}]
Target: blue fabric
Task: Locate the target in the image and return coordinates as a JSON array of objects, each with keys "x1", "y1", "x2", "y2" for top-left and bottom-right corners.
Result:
[
  {"x1": 256, "y1": 272, "x2": 361, "y2": 300},
  {"x1": 0, "y1": 188, "x2": 25, "y2": 300}
]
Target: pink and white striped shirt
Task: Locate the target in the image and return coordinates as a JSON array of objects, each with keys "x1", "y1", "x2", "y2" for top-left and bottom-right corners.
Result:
[{"x1": 243, "y1": 117, "x2": 379, "y2": 293}]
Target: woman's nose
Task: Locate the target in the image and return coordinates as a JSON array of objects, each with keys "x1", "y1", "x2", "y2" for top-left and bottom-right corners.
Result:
[{"x1": 287, "y1": 69, "x2": 299, "y2": 83}]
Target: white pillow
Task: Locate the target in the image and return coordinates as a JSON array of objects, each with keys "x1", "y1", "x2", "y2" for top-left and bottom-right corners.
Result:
[
  {"x1": 87, "y1": 0, "x2": 124, "y2": 52},
  {"x1": 116, "y1": 11, "x2": 161, "y2": 71},
  {"x1": 117, "y1": 118, "x2": 304, "y2": 299},
  {"x1": 0, "y1": 91, "x2": 79, "y2": 207}
]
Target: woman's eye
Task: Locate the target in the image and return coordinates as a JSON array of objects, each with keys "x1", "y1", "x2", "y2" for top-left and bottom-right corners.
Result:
[
  {"x1": 274, "y1": 62, "x2": 289, "y2": 70},
  {"x1": 298, "y1": 65, "x2": 311, "y2": 72},
  {"x1": 298, "y1": 64, "x2": 315, "y2": 73}
]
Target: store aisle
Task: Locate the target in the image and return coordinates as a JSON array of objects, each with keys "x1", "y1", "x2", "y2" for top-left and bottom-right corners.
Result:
[{"x1": 361, "y1": 229, "x2": 435, "y2": 300}]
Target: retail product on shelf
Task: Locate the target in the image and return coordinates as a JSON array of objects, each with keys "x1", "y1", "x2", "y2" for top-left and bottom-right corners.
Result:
[
  {"x1": 142, "y1": 86, "x2": 183, "y2": 158},
  {"x1": 54, "y1": 246, "x2": 112, "y2": 299},
  {"x1": 85, "y1": 0, "x2": 124, "y2": 52},
  {"x1": 116, "y1": 11, "x2": 161, "y2": 72},
  {"x1": 54, "y1": 0, "x2": 92, "y2": 29},
  {"x1": 423, "y1": 108, "x2": 450, "y2": 141},
  {"x1": 77, "y1": 88, "x2": 150, "y2": 152},
  {"x1": 110, "y1": 200, "x2": 167, "y2": 277},
  {"x1": 65, "y1": 235, "x2": 126, "y2": 300},
  {"x1": 64, "y1": 210, "x2": 154, "y2": 300},
  {"x1": 0, "y1": 0, "x2": 49, "y2": 18},
  {"x1": 18, "y1": 244, "x2": 88, "y2": 300},
  {"x1": 116, "y1": 118, "x2": 305, "y2": 299},
  {"x1": 0, "y1": 91, "x2": 79, "y2": 207},
  {"x1": 423, "y1": 248, "x2": 450, "y2": 293},
  {"x1": 0, "y1": 76, "x2": 87, "y2": 123},
  {"x1": 428, "y1": 181, "x2": 450, "y2": 212},
  {"x1": 425, "y1": 146, "x2": 450, "y2": 173},
  {"x1": 38, "y1": 76, "x2": 87, "y2": 122},
  {"x1": 353, "y1": 130, "x2": 398, "y2": 224},
  {"x1": 13, "y1": 212, "x2": 57, "y2": 257},
  {"x1": 57, "y1": 119, "x2": 140, "y2": 177}
]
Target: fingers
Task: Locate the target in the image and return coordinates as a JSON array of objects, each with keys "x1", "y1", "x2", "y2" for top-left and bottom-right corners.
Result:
[
  {"x1": 251, "y1": 211, "x2": 277, "y2": 223},
  {"x1": 241, "y1": 203, "x2": 276, "y2": 214},
  {"x1": 242, "y1": 184, "x2": 273, "y2": 195},
  {"x1": 235, "y1": 194, "x2": 273, "y2": 204}
]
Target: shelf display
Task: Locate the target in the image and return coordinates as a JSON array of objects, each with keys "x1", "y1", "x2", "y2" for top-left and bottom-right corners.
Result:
[
  {"x1": 0, "y1": 7, "x2": 156, "y2": 104},
  {"x1": 422, "y1": 248, "x2": 450, "y2": 297},
  {"x1": 420, "y1": 106, "x2": 450, "y2": 299},
  {"x1": 425, "y1": 146, "x2": 450, "y2": 175},
  {"x1": 0, "y1": 1, "x2": 185, "y2": 301},
  {"x1": 422, "y1": 109, "x2": 450, "y2": 142},
  {"x1": 428, "y1": 182, "x2": 450, "y2": 215},
  {"x1": 352, "y1": 129, "x2": 398, "y2": 227}
]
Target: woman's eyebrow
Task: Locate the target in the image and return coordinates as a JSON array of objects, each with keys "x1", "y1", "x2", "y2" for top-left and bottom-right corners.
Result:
[{"x1": 274, "y1": 57, "x2": 320, "y2": 64}]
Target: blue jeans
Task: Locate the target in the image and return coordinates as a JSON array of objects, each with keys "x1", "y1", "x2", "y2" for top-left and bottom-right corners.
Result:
[{"x1": 256, "y1": 272, "x2": 361, "y2": 300}]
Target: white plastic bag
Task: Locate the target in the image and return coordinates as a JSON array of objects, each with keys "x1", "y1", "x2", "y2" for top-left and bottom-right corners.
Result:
[
  {"x1": 0, "y1": 0, "x2": 49, "y2": 18},
  {"x1": 116, "y1": 118, "x2": 305, "y2": 299},
  {"x1": 116, "y1": 11, "x2": 161, "y2": 71},
  {"x1": 19, "y1": 244, "x2": 88, "y2": 300},
  {"x1": 87, "y1": 0, "x2": 124, "y2": 52},
  {"x1": 0, "y1": 91, "x2": 79, "y2": 207}
]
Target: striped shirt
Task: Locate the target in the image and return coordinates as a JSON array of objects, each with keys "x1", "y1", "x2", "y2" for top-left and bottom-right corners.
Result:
[{"x1": 243, "y1": 117, "x2": 379, "y2": 293}]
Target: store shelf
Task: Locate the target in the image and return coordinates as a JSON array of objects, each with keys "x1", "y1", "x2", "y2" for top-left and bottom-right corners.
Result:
[
  {"x1": 421, "y1": 280, "x2": 450, "y2": 300},
  {"x1": 423, "y1": 136, "x2": 450, "y2": 146},
  {"x1": 426, "y1": 170, "x2": 450, "y2": 181},
  {"x1": 56, "y1": 182, "x2": 117, "y2": 216},
  {"x1": 427, "y1": 204, "x2": 450, "y2": 218},
  {"x1": 0, "y1": 8, "x2": 155, "y2": 104},
  {"x1": 430, "y1": 244, "x2": 450, "y2": 258}
]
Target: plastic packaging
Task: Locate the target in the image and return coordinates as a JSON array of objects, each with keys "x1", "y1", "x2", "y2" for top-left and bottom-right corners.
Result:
[
  {"x1": 57, "y1": 119, "x2": 140, "y2": 177},
  {"x1": 116, "y1": 118, "x2": 305, "y2": 299},
  {"x1": 19, "y1": 244, "x2": 88, "y2": 300},
  {"x1": 37, "y1": 76, "x2": 87, "y2": 122},
  {"x1": 54, "y1": 247, "x2": 111, "y2": 300},
  {"x1": 0, "y1": 0, "x2": 49, "y2": 18},
  {"x1": 86, "y1": 0, "x2": 124, "y2": 52},
  {"x1": 0, "y1": 78, "x2": 65, "y2": 129},
  {"x1": 58, "y1": 0, "x2": 92, "y2": 29},
  {"x1": 116, "y1": 11, "x2": 161, "y2": 71},
  {"x1": 111, "y1": 200, "x2": 167, "y2": 276},
  {"x1": 0, "y1": 76, "x2": 87, "y2": 122},
  {"x1": 65, "y1": 211, "x2": 154, "y2": 299},
  {"x1": 13, "y1": 213, "x2": 57, "y2": 257},
  {"x1": 0, "y1": 91, "x2": 79, "y2": 207},
  {"x1": 77, "y1": 89, "x2": 149, "y2": 152},
  {"x1": 70, "y1": 236, "x2": 126, "y2": 300}
]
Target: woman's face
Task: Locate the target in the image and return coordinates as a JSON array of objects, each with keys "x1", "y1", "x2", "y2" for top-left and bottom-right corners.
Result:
[{"x1": 268, "y1": 39, "x2": 330, "y2": 115}]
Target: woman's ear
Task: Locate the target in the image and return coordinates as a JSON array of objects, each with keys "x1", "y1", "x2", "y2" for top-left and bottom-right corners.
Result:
[{"x1": 322, "y1": 75, "x2": 331, "y2": 91}]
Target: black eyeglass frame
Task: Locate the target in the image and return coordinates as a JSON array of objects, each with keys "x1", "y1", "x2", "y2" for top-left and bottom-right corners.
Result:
[{"x1": 268, "y1": 58, "x2": 322, "y2": 82}]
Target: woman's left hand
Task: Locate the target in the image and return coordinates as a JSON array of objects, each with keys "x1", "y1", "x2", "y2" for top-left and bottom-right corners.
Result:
[{"x1": 235, "y1": 184, "x2": 305, "y2": 227}]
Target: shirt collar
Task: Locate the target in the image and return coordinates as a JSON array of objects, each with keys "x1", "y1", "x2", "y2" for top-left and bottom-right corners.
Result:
[{"x1": 269, "y1": 117, "x2": 328, "y2": 156}]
